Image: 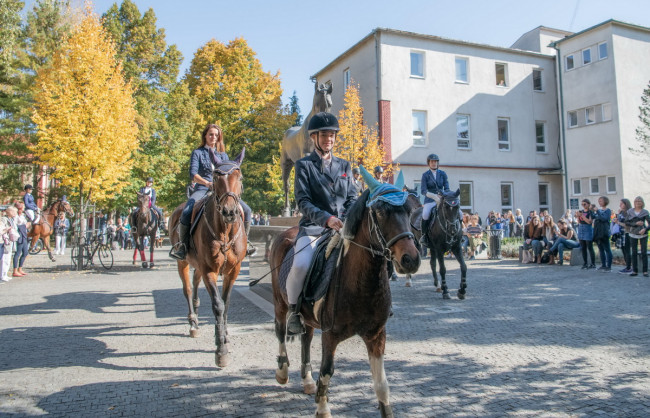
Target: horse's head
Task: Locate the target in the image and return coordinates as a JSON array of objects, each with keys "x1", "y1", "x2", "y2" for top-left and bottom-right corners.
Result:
[
  {"x1": 431, "y1": 189, "x2": 461, "y2": 219},
  {"x1": 136, "y1": 192, "x2": 150, "y2": 212},
  {"x1": 344, "y1": 167, "x2": 421, "y2": 275},
  {"x1": 211, "y1": 148, "x2": 244, "y2": 224},
  {"x1": 57, "y1": 199, "x2": 74, "y2": 217},
  {"x1": 313, "y1": 82, "x2": 333, "y2": 113}
]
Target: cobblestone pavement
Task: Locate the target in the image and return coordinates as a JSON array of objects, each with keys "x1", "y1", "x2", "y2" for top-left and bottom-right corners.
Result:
[{"x1": 1, "y1": 244, "x2": 649, "y2": 417}]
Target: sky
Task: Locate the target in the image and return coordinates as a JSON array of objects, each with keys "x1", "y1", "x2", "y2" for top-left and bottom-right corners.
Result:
[{"x1": 28, "y1": 0, "x2": 650, "y2": 115}]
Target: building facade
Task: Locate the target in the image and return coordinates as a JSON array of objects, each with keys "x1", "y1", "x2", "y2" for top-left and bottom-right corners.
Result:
[{"x1": 312, "y1": 20, "x2": 650, "y2": 220}]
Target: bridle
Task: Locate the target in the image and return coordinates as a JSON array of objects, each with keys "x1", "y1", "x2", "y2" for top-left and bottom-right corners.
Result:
[
  {"x1": 437, "y1": 195, "x2": 462, "y2": 247},
  {"x1": 347, "y1": 190, "x2": 415, "y2": 261}
]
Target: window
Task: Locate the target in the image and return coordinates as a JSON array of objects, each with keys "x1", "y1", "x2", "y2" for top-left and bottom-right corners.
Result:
[
  {"x1": 410, "y1": 51, "x2": 424, "y2": 78},
  {"x1": 582, "y1": 48, "x2": 592, "y2": 65},
  {"x1": 533, "y1": 69, "x2": 543, "y2": 91},
  {"x1": 455, "y1": 57, "x2": 468, "y2": 83},
  {"x1": 535, "y1": 122, "x2": 546, "y2": 153},
  {"x1": 459, "y1": 182, "x2": 473, "y2": 213},
  {"x1": 501, "y1": 183, "x2": 513, "y2": 212},
  {"x1": 412, "y1": 111, "x2": 426, "y2": 146},
  {"x1": 602, "y1": 103, "x2": 612, "y2": 121},
  {"x1": 568, "y1": 111, "x2": 578, "y2": 128},
  {"x1": 598, "y1": 42, "x2": 608, "y2": 60},
  {"x1": 495, "y1": 63, "x2": 507, "y2": 86},
  {"x1": 566, "y1": 54, "x2": 575, "y2": 70},
  {"x1": 343, "y1": 68, "x2": 351, "y2": 92},
  {"x1": 590, "y1": 178, "x2": 599, "y2": 194},
  {"x1": 538, "y1": 184, "x2": 549, "y2": 212},
  {"x1": 456, "y1": 114, "x2": 470, "y2": 149},
  {"x1": 585, "y1": 107, "x2": 595, "y2": 125},
  {"x1": 572, "y1": 179, "x2": 582, "y2": 195},
  {"x1": 607, "y1": 176, "x2": 616, "y2": 194},
  {"x1": 497, "y1": 118, "x2": 510, "y2": 151}
]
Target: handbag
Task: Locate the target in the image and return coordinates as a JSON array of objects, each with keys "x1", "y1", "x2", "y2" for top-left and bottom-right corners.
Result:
[
  {"x1": 8, "y1": 227, "x2": 19, "y2": 242},
  {"x1": 521, "y1": 249, "x2": 533, "y2": 264}
]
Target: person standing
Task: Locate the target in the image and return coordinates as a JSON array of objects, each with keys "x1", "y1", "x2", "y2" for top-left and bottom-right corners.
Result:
[
  {"x1": 615, "y1": 199, "x2": 633, "y2": 274},
  {"x1": 12, "y1": 203, "x2": 29, "y2": 277},
  {"x1": 626, "y1": 196, "x2": 649, "y2": 277},
  {"x1": 419, "y1": 153, "x2": 450, "y2": 247},
  {"x1": 576, "y1": 199, "x2": 596, "y2": 269},
  {"x1": 1, "y1": 207, "x2": 19, "y2": 281},
  {"x1": 593, "y1": 196, "x2": 613, "y2": 272},
  {"x1": 284, "y1": 112, "x2": 357, "y2": 335},
  {"x1": 514, "y1": 209, "x2": 524, "y2": 238},
  {"x1": 54, "y1": 212, "x2": 70, "y2": 256}
]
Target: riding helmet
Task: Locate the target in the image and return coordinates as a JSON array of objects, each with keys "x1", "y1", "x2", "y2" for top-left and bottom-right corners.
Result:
[
  {"x1": 374, "y1": 166, "x2": 384, "y2": 174},
  {"x1": 352, "y1": 167, "x2": 360, "y2": 175},
  {"x1": 24, "y1": 184, "x2": 33, "y2": 191},
  {"x1": 146, "y1": 177, "x2": 154, "y2": 183},
  {"x1": 307, "y1": 112, "x2": 340, "y2": 134},
  {"x1": 427, "y1": 153, "x2": 440, "y2": 162}
]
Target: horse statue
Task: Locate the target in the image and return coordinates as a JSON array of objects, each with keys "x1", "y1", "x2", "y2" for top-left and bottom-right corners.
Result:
[
  {"x1": 270, "y1": 166, "x2": 420, "y2": 417},
  {"x1": 28, "y1": 198, "x2": 75, "y2": 262},
  {"x1": 168, "y1": 149, "x2": 247, "y2": 368},
  {"x1": 131, "y1": 193, "x2": 159, "y2": 268},
  {"x1": 280, "y1": 82, "x2": 332, "y2": 215},
  {"x1": 421, "y1": 189, "x2": 468, "y2": 299}
]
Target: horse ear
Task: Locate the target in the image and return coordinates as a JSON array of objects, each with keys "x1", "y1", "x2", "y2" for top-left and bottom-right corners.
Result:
[
  {"x1": 326, "y1": 83, "x2": 333, "y2": 94},
  {"x1": 455, "y1": 188, "x2": 460, "y2": 197},
  {"x1": 233, "y1": 147, "x2": 245, "y2": 166}
]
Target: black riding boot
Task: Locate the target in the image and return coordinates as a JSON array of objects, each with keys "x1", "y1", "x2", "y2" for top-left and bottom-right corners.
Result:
[
  {"x1": 287, "y1": 304, "x2": 304, "y2": 336},
  {"x1": 244, "y1": 221, "x2": 257, "y2": 257},
  {"x1": 419, "y1": 217, "x2": 431, "y2": 247},
  {"x1": 169, "y1": 223, "x2": 189, "y2": 260}
]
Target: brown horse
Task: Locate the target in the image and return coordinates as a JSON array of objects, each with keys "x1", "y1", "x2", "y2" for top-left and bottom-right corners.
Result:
[
  {"x1": 271, "y1": 185, "x2": 421, "y2": 417},
  {"x1": 280, "y1": 82, "x2": 332, "y2": 214},
  {"x1": 131, "y1": 193, "x2": 159, "y2": 268},
  {"x1": 168, "y1": 150, "x2": 247, "y2": 367},
  {"x1": 28, "y1": 199, "x2": 74, "y2": 262}
]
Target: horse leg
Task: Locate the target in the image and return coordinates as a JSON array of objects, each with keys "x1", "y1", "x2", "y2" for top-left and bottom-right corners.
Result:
[
  {"x1": 453, "y1": 245, "x2": 468, "y2": 300},
  {"x1": 429, "y1": 249, "x2": 441, "y2": 292},
  {"x1": 301, "y1": 326, "x2": 317, "y2": 394},
  {"x1": 148, "y1": 234, "x2": 155, "y2": 268},
  {"x1": 405, "y1": 273, "x2": 412, "y2": 287},
  {"x1": 178, "y1": 262, "x2": 199, "y2": 337},
  {"x1": 192, "y1": 269, "x2": 201, "y2": 320},
  {"x1": 275, "y1": 300, "x2": 290, "y2": 385},
  {"x1": 220, "y1": 265, "x2": 241, "y2": 345},
  {"x1": 139, "y1": 237, "x2": 147, "y2": 268},
  {"x1": 315, "y1": 333, "x2": 339, "y2": 418},
  {"x1": 363, "y1": 329, "x2": 393, "y2": 418},
  {"x1": 43, "y1": 237, "x2": 55, "y2": 262},
  {"x1": 203, "y1": 271, "x2": 229, "y2": 367},
  {"x1": 132, "y1": 237, "x2": 138, "y2": 265},
  {"x1": 438, "y1": 251, "x2": 450, "y2": 299}
]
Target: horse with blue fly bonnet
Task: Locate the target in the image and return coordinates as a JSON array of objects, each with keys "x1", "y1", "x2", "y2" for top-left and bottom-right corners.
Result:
[
  {"x1": 270, "y1": 166, "x2": 420, "y2": 417},
  {"x1": 167, "y1": 149, "x2": 247, "y2": 367}
]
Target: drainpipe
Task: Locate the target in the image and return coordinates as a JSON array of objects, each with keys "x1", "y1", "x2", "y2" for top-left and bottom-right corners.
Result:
[
  {"x1": 374, "y1": 29, "x2": 382, "y2": 101},
  {"x1": 552, "y1": 41, "x2": 570, "y2": 212}
]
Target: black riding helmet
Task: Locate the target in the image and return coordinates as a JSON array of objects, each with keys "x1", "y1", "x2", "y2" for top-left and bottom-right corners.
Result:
[
  {"x1": 374, "y1": 166, "x2": 384, "y2": 174},
  {"x1": 146, "y1": 177, "x2": 154, "y2": 183},
  {"x1": 308, "y1": 112, "x2": 339, "y2": 155},
  {"x1": 427, "y1": 153, "x2": 440, "y2": 162},
  {"x1": 24, "y1": 184, "x2": 33, "y2": 191}
]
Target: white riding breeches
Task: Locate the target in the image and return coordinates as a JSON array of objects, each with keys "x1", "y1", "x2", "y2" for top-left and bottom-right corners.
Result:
[
  {"x1": 422, "y1": 202, "x2": 437, "y2": 220},
  {"x1": 286, "y1": 234, "x2": 325, "y2": 305}
]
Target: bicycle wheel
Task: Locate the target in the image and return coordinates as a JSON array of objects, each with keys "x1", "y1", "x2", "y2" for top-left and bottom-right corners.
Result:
[
  {"x1": 71, "y1": 244, "x2": 91, "y2": 269},
  {"x1": 98, "y1": 245, "x2": 114, "y2": 269},
  {"x1": 29, "y1": 238, "x2": 43, "y2": 255}
]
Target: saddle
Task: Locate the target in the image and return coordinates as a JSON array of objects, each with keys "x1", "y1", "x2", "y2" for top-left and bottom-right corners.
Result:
[
  {"x1": 410, "y1": 206, "x2": 437, "y2": 232},
  {"x1": 278, "y1": 231, "x2": 342, "y2": 325}
]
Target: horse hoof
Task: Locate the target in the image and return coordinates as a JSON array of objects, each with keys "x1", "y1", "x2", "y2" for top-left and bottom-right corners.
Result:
[
  {"x1": 189, "y1": 329, "x2": 199, "y2": 338},
  {"x1": 132, "y1": 260, "x2": 136, "y2": 265},
  {"x1": 435, "y1": 287, "x2": 442, "y2": 293},
  {"x1": 149, "y1": 262, "x2": 154, "y2": 268},
  {"x1": 216, "y1": 352, "x2": 230, "y2": 368},
  {"x1": 405, "y1": 279, "x2": 412, "y2": 287},
  {"x1": 443, "y1": 293, "x2": 451, "y2": 300},
  {"x1": 303, "y1": 381, "x2": 317, "y2": 394},
  {"x1": 315, "y1": 412, "x2": 332, "y2": 418},
  {"x1": 275, "y1": 364, "x2": 289, "y2": 385},
  {"x1": 458, "y1": 292, "x2": 466, "y2": 300},
  {"x1": 379, "y1": 402, "x2": 394, "y2": 418},
  {"x1": 142, "y1": 262, "x2": 148, "y2": 268}
]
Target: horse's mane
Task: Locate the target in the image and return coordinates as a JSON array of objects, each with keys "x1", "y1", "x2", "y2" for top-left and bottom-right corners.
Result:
[{"x1": 342, "y1": 189, "x2": 370, "y2": 239}]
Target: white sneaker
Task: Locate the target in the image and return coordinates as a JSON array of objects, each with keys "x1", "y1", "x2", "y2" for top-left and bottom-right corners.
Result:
[{"x1": 1, "y1": 277, "x2": 12, "y2": 282}]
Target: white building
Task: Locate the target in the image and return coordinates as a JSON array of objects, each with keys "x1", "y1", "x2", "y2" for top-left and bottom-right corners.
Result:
[{"x1": 312, "y1": 21, "x2": 650, "y2": 220}]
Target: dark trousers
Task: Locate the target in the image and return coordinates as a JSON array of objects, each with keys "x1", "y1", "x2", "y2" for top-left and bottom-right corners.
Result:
[
  {"x1": 595, "y1": 237, "x2": 612, "y2": 268},
  {"x1": 580, "y1": 240, "x2": 596, "y2": 266},
  {"x1": 621, "y1": 233, "x2": 632, "y2": 269},
  {"x1": 13, "y1": 240, "x2": 28, "y2": 268},
  {"x1": 630, "y1": 235, "x2": 648, "y2": 273}
]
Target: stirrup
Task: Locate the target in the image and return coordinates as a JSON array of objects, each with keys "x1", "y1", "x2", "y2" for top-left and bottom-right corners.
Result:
[
  {"x1": 246, "y1": 242, "x2": 257, "y2": 257},
  {"x1": 287, "y1": 311, "x2": 304, "y2": 336},
  {"x1": 169, "y1": 242, "x2": 187, "y2": 260}
]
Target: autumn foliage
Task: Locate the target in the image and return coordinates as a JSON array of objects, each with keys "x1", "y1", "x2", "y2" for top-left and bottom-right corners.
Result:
[{"x1": 32, "y1": 8, "x2": 138, "y2": 205}]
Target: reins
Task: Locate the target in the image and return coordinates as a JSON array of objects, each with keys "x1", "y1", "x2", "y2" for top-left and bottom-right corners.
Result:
[{"x1": 435, "y1": 198, "x2": 461, "y2": 247}]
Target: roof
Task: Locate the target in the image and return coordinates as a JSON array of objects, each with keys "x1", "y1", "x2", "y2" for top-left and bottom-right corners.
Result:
[
  {"x1": 312, "y1": 27, "x2": 554, "y2": 79},
  {"x1": 510, "y1": 25, "x2": 574, "y2": 49},
  {"x1": 551, "y1": 19, "x2": 650, "y2": 46}
]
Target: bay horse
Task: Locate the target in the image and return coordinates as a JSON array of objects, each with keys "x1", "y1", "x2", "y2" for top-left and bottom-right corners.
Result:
[
  {"x1": 422, "y1": 189, "x2": 467, "y2": 300},
  {"x1": 131, "y1": 193, "x2": 158, "y2": 268},
  {"x1": 280, "y1": 82, "x2": 332, "y2": 214},
  {"x1": 271, "y1": 172, "x2": 421, "y2": 417},
  {"x1": 168, "y1": 150, "x2": 246, "y2": 368},
  {"x1": 28, "y1": 199, "x2": 74, "y2": 262}
]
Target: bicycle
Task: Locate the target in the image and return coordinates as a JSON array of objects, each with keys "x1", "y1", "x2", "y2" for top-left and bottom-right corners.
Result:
[
  {"x1": 28, "y1": 238, "x2": 44, "y2": 255},
  {"x1": 71, "y1": 233, "x2": 114, "y2": 270}
]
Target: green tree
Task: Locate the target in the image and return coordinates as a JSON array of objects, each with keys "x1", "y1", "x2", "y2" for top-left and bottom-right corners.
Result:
[
  {"x1": 289, "y1": 90, "x2": 302, "y2": 126},
  {"x1": 634, "y1": 81, "x2": 650, "y2": 156},
  {"x1": 101, "y1": 0, "x2": 196, "y2": 213}
]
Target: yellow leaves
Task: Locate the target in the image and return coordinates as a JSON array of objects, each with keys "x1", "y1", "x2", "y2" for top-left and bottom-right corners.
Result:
[
  {"x1": 337, "y1": 83, "x2": 396, "y2": 176},
  {"x1": 32, "y1": 6, "x2": 139, "y2": 204}
]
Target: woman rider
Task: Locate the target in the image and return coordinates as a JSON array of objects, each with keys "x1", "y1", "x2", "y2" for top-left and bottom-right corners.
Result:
[{"x1": 169, "y1": 124, "x2": 255, "y2": 260}]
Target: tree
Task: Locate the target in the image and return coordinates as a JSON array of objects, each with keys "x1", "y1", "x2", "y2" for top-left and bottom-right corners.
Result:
[
  {"x1": 102, "y1": 0, "x2": 196, "y2": 213},
  {"x1": 634, "y1": 81, "x2": 650, "y2": 156},
  {"x1": 289, "y1": 90, "x2": 302, "y2": 126},
  {"x1": 32, "y1": 8, "x2": 138, "y2": 218},
  {"x1": 184, "y1": 37, "x2": 283, "y2": 155},
  {"x1": 336, "y1": 83, "x2": 396, "y2": 176}
]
